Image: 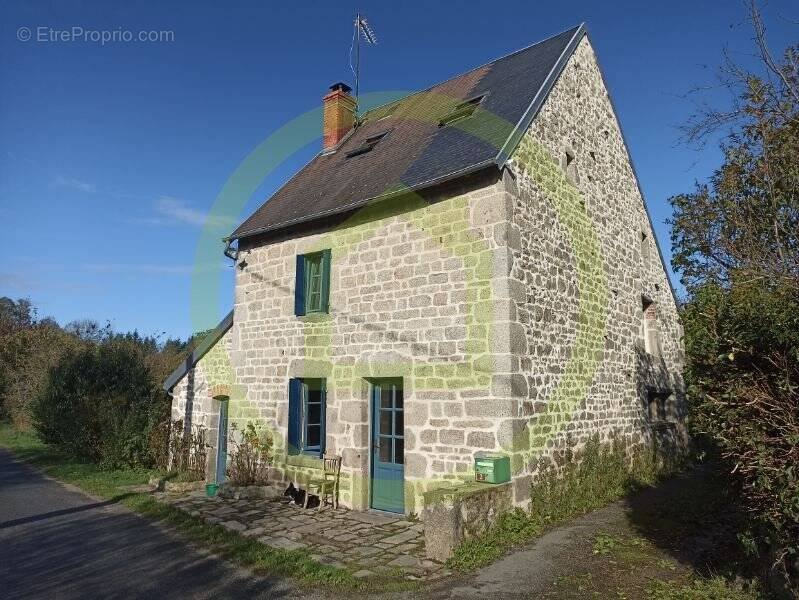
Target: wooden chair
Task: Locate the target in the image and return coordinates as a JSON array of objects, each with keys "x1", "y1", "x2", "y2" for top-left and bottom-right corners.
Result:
[{"x1": 303, "y1": 454, "x2": 342, "y2": 511}]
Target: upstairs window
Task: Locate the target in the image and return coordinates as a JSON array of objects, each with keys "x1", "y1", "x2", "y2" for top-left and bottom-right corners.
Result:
[
  {"x1": 295, "y1": 250, "x2": 331, "y2": 315},
  {"x1": 288, "y1": 378, "x2": 326, "y2": 456},
  {"x1": 439, "y1": 94, "x2": 486, "y2": 127},
  {"x1": 346, "y1": 131, "x2": 389, "y2": 158}
]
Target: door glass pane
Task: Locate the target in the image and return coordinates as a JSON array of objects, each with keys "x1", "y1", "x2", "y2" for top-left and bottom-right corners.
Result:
[
  {"x1": 394, "y1": 408, "x2": 403, "y2": 435},
  {"x1": 394, "y1": 438, "x2": 404, "y2": 464},
  {"x1": 380, "y1": 386, "x2": 392, "y2": 408},
  {"x1": 379, "y1": 437, "x2": 391, "y2": 462},
  {"x1": 380, "y1": 410, "x2": 393, "y2": 436}
]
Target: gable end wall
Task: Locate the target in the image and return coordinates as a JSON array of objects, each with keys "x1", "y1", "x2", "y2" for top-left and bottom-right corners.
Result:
[{"x1": 504, "y1": 35, "x2": 686, "y2": 504}]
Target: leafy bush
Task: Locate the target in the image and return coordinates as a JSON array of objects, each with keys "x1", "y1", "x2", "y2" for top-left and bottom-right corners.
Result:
[
  {"x1": 226, "y1": 421, "x2": 274, "y2": 486},
  {"x1": 681, "y1": 281, "x2": 799, "y2": 572},
  {"x1": 32, "y1": 338, "x2": 170, "y2": 468},
  {"x1": 0, "y1": 298, "x2": 81, "y2": 429},
  {"x1": 150, "y1": 419, "x2": 210, "y2": 480}
]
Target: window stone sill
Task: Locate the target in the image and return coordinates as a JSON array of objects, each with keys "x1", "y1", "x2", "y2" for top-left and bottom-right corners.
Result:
[
  {"x1": 286, "y1": 454, "x2": 323, "y2": 469},
  {"x1": 298, "y1": 312, "x2": 331, "y2": 323}
]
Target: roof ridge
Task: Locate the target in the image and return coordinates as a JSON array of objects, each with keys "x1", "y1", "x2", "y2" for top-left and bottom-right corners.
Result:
[{"x1": 361, "y1": 23, "x2": 583, "y2": 121}]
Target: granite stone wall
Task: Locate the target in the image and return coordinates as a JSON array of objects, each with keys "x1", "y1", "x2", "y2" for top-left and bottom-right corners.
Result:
[{"x1": 503, "y1": 36, "x2": 686, "y2": 504}]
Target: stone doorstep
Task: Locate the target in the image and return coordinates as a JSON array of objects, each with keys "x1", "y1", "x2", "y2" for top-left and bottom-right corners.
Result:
[{"x1": 345, "y1": 511, "x2": 401, "y2": 526}]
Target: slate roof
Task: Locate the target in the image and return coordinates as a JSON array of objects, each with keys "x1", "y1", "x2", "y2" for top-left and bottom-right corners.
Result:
[
  {"x1": 162, "y1": 310, "x2": 233, "y2": 392},
  {"x1": 230, "y1": 24, "x2": 585, "y2": 241}
]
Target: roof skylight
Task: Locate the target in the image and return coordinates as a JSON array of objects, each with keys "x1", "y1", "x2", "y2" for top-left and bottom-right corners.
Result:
[
  {"x1": 438, "y1": 94, "x2": 487, "y2": 127},
  {"x1": 345, "y1": 131, "x2": 389, "y2": 158}
]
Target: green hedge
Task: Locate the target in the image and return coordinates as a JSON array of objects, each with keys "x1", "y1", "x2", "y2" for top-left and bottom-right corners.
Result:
[{"x1": 32, "y1": 338, "x2": 169, "y2": 468}]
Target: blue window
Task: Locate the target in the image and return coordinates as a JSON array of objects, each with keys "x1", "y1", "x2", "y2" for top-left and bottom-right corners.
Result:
[
  {"x1": 288, "y1": 378, "x2": 326, "y2": 456},
  {"x1": 295, "y1": 250, "x2": 331, "y2": 316}
]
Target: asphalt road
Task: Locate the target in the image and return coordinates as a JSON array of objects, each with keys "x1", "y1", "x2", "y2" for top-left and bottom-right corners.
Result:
[{"x1": 0, "y1": 448, "x2": 314, "y2": 600}]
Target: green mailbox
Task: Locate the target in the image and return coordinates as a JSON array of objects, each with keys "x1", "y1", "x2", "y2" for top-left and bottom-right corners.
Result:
[{"x1": 474, "y1": 453, "x2": 510, "y2": 484}]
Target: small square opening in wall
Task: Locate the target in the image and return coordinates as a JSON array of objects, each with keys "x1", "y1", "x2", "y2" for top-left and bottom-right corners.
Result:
[
  {"x1": 562, "y1": 149, "x2": 579, "y2": 184},
  {"x1": 647, "y1": 390, "x2": 675, "y2": 423},
  {"x1": 640, "y1": 230, "x2": 650, "y2": 264}
]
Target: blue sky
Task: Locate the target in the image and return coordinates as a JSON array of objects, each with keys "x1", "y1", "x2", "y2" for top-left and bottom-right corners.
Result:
[{"x1": 1, "y1": 1, "x2": 795, "y2": 340}]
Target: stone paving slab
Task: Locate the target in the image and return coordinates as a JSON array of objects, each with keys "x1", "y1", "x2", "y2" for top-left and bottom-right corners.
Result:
[{"x1": 161, "y1": 490, "x2": 451, "y2": 580}]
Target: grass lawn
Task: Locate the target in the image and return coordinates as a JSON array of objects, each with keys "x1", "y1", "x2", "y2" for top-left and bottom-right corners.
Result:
[{"x1": 0, "y1": 425, "x2": 414, "y2": 593}]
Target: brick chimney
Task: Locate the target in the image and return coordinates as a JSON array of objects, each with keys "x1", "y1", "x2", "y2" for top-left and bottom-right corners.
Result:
[{"x1": 322, "y1": 82, "x2": 356, "y2": 150}]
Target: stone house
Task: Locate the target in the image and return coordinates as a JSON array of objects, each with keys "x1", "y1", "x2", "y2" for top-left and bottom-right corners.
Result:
[{"x1": 164, "y1": 24, "x2": 686, "y2": 521}]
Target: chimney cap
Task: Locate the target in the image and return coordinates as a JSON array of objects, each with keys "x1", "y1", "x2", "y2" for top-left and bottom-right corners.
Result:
[{"x1": 329, "y1": 82, "x2": 352, "y2": 94}]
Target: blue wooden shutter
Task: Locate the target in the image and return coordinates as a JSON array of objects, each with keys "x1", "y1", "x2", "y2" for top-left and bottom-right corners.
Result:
[
  {"x1": 294, "y1": 255, "x2": 305, "y2": 316},
  {"x1": 319, "y1": 379, "x2": 327, "y2": 456},
  {"x1": 321, "y1": 249, "x2": 331, "y2": 313},
  {"x1": 287, "y1": 378, "x2": 301, "y2": 454}
]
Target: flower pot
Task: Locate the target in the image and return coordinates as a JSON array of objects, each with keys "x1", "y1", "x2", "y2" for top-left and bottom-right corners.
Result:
[{"x1": 205, "y1": 483, "x2": 219, "y2": 497}]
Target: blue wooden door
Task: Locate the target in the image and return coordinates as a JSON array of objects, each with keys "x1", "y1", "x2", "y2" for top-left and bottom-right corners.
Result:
[
  {"x1": 370, "y1": 379, "x2": 404, "y2": 513},
  {"x1": 215, "y1": 400, "x2": 228, "y2": 483}
]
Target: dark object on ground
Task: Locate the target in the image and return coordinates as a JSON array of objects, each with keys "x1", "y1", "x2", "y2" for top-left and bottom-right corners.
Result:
[{"x1": 283, "y1": 483, "x2": 319, "y2": 509}]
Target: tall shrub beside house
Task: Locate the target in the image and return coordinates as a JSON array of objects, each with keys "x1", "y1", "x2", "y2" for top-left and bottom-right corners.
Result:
[
  {"x1": 32, "y1": 337, "x2": 171, "y2": 468},
  {"x1": 669, "y1": 8, "x2": 798, "y2": 588}
]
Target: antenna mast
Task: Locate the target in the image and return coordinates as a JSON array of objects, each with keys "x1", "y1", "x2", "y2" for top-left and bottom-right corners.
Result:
[{"x1": 355, "y1": 12, "x2": 361, "y2": 113}]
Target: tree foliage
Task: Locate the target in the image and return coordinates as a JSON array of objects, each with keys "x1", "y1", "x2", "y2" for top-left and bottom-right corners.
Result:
[
  {"x1": 0, "y1": 298, "x2": 81, "y2": 428},
  {"x1": 669, "y1": 2, "x2": 798, "y2": 583},
  {"x1": 32, "y1": 339, "x2": 169, "y2": 467},
  {"x1": 0, "y1": 295, "x2": 197, "y2": 469}
]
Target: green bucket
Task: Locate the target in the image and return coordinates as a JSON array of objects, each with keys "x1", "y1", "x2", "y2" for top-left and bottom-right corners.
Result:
[{"x1": 205, "y1": 483, "x2": 219, "y2": 497}]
